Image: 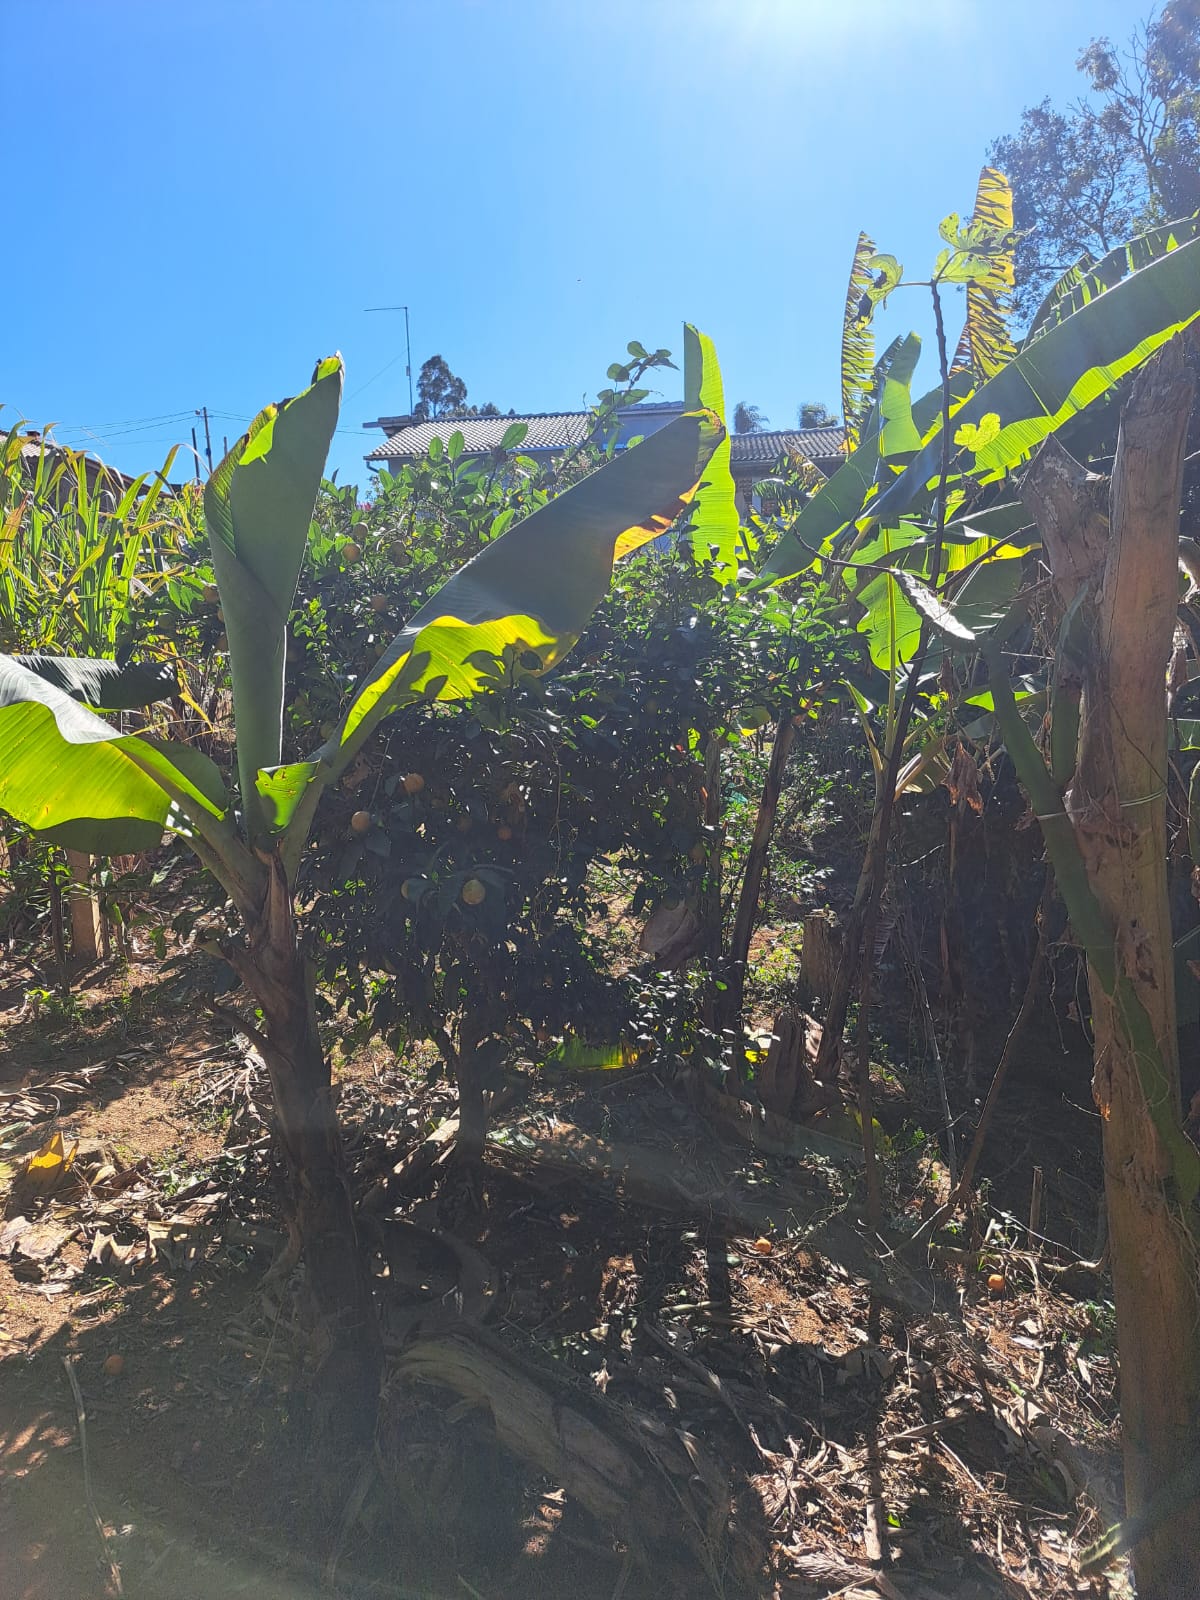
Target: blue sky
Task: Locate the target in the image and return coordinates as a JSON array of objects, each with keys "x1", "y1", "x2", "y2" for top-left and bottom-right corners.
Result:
[{"x1": 4, "y1": 0, "x2": 1146, "y2": 488}]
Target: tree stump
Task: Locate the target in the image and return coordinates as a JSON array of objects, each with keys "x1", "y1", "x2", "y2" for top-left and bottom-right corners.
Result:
[{"x1": 800, "y1": 912, "x2": 842, "y2": 1003}]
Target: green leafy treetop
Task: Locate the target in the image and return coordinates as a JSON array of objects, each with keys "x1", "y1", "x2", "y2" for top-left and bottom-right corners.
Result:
[{"x1": 990, "y1": 0, "x2": 1200, "y2": 320}]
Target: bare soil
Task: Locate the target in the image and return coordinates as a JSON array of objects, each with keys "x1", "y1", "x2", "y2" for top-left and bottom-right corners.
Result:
[{"x1": 1, "y1": 953, "x2": 1127, "y2": 1600}]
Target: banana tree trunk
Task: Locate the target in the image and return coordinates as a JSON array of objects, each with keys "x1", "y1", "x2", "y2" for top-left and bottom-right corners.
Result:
[
  {"x1": 64, "y1": 849, "x2": 101, "y2": 964},
  {"x1": 228, "y1": 854, "x2": 381, "y2": 1436},
  {"x1": 1022, "y1": 335, "x2": 1200, "y2": 1597}
]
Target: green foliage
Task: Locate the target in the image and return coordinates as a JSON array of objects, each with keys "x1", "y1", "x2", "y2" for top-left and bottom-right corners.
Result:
[
  {"x1": 301, "y1": 542, "x2": 842, "y2": 1070},
  {"x1": 990, "y1": 1, "x2": 1200, "y2": 319},
  {"x1": 0, "y1": 420, "x2": 199, "y2": 659},
  {"x1": 732, "y1": 402, "x2": 769, "y2": 434},
  {"x1": 682, "y1": 324, "x2": 741, "y2": 580},
  {"x1": 951, "y1": 168, "x2": 1018, "y2": 381},
  {"x1": 0, "y1": 337, "x2": 722, "y2": 901},
  {"x1": 412, "y1": 354, "x2": 469, "y2": 421},
  {"x1": 764, "y1": 190, "x2": 1200, "y2": 591}
]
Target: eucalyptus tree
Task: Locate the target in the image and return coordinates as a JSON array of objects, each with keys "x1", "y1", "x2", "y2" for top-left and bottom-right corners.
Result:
[{"x1": 990, "y1": 0, "x2": 1200, "y2": 318}]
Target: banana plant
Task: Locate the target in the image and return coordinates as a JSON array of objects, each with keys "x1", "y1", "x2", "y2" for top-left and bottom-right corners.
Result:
[
  {"x1": 756, "y1": 180, "x2": 1200, "y2": 1188},
  {"x1": 0, "y1": 350, "x2": 723, "y2": 1406}
]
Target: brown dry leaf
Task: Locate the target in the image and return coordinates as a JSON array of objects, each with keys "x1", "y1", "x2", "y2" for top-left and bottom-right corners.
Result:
[
  {"x1": 88, "y1": 1230, "x2": 119, "y2": 1269},
  {"x1": 943, "y1": 742, "x2": 984, "y2": 815},
  {"x1": 1, "y1": 1214, "x2": 31, "y2": 1255},
  {"x1": 11, "y1": 1220, "x2": 76, "y2": 1266},
  {"x1": 638, "y1": 900, "x2": 702, "y2": 968}
]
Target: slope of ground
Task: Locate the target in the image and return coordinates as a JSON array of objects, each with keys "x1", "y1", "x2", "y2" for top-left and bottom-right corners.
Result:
[{"x1": 1, "y1": 956, "x2": 1125, "y2": 1600}]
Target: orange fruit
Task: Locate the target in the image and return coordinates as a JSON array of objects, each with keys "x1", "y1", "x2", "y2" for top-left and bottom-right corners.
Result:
[
  {"x1": 496, "y1": 824, "x2": 513, "y2": 841},
  {"x1": 103, "y1": 1354, "x2": 124, "y2": 1377},
  {"x1": 402, "y1": 773, "x2": 425, "y2": 795},
  {"x1": 461, "y1": 878, "x2": 486, "y2": 906},
  {"x1": 987, "y1": 1272, "x2": 1006, "y2": 1294},
  {"x1": 343, "y1": 541, "x2": 361, "y2": 563},
  {"x1": 751, "y1": 1237, "x2": 773, "y2": 1255},
  {"x1": 350, "y1": 810, "x2": 372, "y2": 834}
]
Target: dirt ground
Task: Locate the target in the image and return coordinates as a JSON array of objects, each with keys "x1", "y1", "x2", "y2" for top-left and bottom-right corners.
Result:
[{"x1": 1, "y1": 952, "x2": 1129, "y2": 1600}]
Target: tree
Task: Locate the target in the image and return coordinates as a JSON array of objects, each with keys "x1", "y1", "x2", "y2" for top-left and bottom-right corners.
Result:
[
  {"x1": 0, "y1": 353, "x2": 722, "y2": 1433},
  {"x1": 410, "y1": 355, "x2": 501, "y2": 422},
  {"x1": 796, "y1": 401, "x2": 837, "y2": 428},
  {"x1": 990, "y1": 1, "x2": 1200, "y2": 319},
  {"x1": 732, "y1": 401, "x2": 769, "y2": 434},
  {"x1": 412, "y1": 353, "x2": 468, "y2": 420}
]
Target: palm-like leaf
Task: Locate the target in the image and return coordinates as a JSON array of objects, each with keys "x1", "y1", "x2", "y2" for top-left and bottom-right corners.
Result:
[
  {"x1": 873, "y1": 231, "x2": 1200, "y2": 522},
  {"x1": 16, "y1": 654, "x2": 178, "y2": 709}
]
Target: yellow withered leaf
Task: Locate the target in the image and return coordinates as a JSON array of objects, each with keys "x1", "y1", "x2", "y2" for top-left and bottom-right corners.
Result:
[{"x1": 18, "y1": 1129, "x2": 78, "y2": 1198}]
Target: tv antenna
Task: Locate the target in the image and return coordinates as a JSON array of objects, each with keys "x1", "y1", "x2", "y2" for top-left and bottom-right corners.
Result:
[{"x1": 364, "y1": 304, "x2": 414, "y2": 414}]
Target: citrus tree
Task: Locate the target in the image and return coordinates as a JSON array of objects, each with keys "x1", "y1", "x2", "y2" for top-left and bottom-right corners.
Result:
[{"x1": 302, "y1": 534, "x2": 840, "y2": 1164}]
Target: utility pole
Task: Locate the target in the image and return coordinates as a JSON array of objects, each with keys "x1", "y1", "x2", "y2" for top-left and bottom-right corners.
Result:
[
  {"x1": 364, "y1": 304, "x2": 414, "y2": 414},
  {"x1": 195, "y1": 407, "x2": 214, "y2": 473},
  {"x1": 191, "y1": 426, "x2": 202, "y2": 483}
]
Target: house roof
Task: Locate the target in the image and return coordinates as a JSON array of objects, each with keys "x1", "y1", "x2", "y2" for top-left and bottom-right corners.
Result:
[
  {"x1": 365, "y1": 411, "x2": 592, "y2": 463},
  {"x1": 17, "y1": 433, "x2": 141, "y2": 493},
  {"x1": 365, "y1": 408, "x2": 847, "y2": 471},
  {"x1": 729, "y1": 427, "x2": 846, "y2": 465}
]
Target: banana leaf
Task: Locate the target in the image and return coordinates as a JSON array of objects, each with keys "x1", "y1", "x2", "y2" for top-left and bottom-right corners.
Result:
[
  {"x1": 204, "y1": 355, "x2": 343, "y2": 841},
  {"x1": 0, "y1": 654, "x2": 229, "y2": 854},
  {"x1": 951, "y1": 167, "x2": 1016, "y2": 381},
  {"x1": 681, "y1": 324, "x2": 740, "y2": 579},
  {"x1": 870, "y1": 233, "x2": 1200, "y2": 524},
  {"x1": 1024, "y1": 212, "x2": 1200, "y2": 346},
  {"x1": 16, "y1": 654, "x2": 178, "y2": 710},
  {"x1": 840, "y1": 231, "x2": 878, "y2": 451},
  {"x1": 759, "y1": 341, "x2": 974, "y2": 583}
]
